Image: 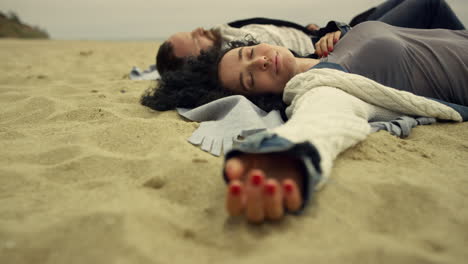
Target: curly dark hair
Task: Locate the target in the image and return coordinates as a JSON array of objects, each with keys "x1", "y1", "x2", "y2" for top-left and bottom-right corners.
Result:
[
  {"x1": 142, "y1": 46, "x2": 230, "y2": 111},
  {"x1": 142, "y1": 38, "x2": 287, "y2": 116}
]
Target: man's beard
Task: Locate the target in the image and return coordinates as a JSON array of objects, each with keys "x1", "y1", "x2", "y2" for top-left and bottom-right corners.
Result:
[{"x1": 207, "y1": 29, "x2": 222, "y2": 49}]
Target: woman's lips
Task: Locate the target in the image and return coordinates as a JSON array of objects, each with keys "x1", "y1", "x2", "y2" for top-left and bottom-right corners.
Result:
[{"x1": 275, "y1": 52, "x2": 280, "y2": 74}]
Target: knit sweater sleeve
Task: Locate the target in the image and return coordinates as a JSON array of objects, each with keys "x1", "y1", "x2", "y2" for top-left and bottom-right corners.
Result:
[
  {"x1": 224, "y1": 85, "x2": 395, "y2": 199},
  {"x1": 224, "y1": 68, "x2": 462, "y2": 205},
  {"x1": 271, "y1": 67, "x2": 463, "y2": 188},
  {"x1": 273, "y1": 86, "x2": 387, "y2": 188},
  {"x1": 284, "y1": 69, "x2": 463, "y2": 122}
]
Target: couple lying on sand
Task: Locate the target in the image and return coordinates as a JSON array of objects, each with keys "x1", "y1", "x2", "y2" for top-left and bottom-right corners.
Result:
[{"x1": 141, "y1": 0, "x2": 468, "y2": 223}]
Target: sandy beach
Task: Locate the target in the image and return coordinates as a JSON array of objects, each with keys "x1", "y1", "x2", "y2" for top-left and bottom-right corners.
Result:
[{"x1": 0, "y1": 39, "x2": 467, "y2": 264}]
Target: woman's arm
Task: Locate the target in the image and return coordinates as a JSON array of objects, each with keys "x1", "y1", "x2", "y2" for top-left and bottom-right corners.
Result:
[
  {"x1": 223, "y1": 87, "x2": 380, "y2": 223},
  {"x1": 223, "y1": 68, "x2": 462, "y2": 223}
]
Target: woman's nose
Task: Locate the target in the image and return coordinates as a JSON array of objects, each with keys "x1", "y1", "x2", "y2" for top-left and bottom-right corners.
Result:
[{"x1": 251, "y1": 56, "x2": 269, "y2": 70}]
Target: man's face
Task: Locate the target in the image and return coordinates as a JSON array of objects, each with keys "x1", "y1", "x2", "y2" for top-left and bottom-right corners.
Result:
[{"x1": 168, "y1": 27, "x2": 215, "y2": 58}]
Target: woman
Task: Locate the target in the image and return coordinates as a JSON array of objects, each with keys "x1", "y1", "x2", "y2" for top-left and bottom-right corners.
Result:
[
  {"x1": 156, "y1": 0, "x2": 465, "y2": 74},
  {"x1": 143, "y1": 21, "x2": 468, "y2": 223}
]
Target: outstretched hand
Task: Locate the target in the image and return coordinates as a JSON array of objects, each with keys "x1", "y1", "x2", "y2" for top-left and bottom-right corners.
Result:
[
  {"x1": 224, "y1": 153, "x2": 304, "y2": 223},
  {"x1": 315, "y1": 30, "x2": 342, "y2": 57}
]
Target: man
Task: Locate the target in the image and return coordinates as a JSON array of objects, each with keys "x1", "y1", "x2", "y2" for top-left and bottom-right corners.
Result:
[{"x1": 156, "y1": 0, "x2": 464, "y2": 75}]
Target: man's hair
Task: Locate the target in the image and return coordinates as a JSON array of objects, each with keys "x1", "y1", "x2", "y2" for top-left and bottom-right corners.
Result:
[
  {"x1": 155, "y1": 41, "x2": 185, "y2": 75},
  {"x1": 142, "y1": 38, "x2": 287, "y2": 116},
  {"x1": 155, "y1": 29, "x2": 222, "y2": 75}
]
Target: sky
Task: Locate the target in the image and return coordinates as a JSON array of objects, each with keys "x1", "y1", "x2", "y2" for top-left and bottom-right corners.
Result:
[{"x1": 1, "y1": 0, "x2": 468, "y2": 40}]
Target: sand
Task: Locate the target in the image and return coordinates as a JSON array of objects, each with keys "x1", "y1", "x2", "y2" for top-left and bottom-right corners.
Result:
[{"x1": 0, "y1": 39, "x2": 467, "y2": 264}]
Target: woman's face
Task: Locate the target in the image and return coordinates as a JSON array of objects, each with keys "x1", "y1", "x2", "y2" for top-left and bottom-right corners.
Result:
[
  {"x1": 168, "y1": 27, "x2": 215, "y2": 57},
  {"x1": 218, "y1": 43, "x2": 298, "y2": 95}
]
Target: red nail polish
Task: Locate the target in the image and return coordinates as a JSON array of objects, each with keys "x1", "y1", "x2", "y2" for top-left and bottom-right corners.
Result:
[
  {"x1": 328, "y1": 47, "x2": 333, "y2": 52},
  {"x1": 334, "y1": 39, "x2": 338, "y2": 44},
  {"x1": 284, "y1": 183, "x2": 293, "y2": 194},
  {"x1": 230, "y1": 185, "x2": 241, "y2": 196},
  {"x1": 251, "y1": 174, "x2": 262, "y2": 186},
  {"x1": 323, "y1": 51, "x2": 328, "y2": 57},
  {"x1": 265, "y1": 184, "x2": 276, "y2": 195}
]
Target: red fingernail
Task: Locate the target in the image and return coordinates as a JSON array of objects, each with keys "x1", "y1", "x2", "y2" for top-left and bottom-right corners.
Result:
[
  {"x1": 284, "y1": 183, "x2": 293, "y2": 194},
  {"x1": 323, "y1": 51, "x2": 328, "y2": 57},
  {"x1": 251, "y1": 174, "x2": 262, "y2": 186},
  {"x1": 334, "y1": 39, "x2": 338, "y2": 44},
  {"x1": 328, "y1": 47, "x2": 333, "y2": 52},
  {"x1": 265, "y1": 184, "x2": 276, "y2": 196},
  {"x1": 230, "y1": 185, "x2": 241, "y2": 196}
]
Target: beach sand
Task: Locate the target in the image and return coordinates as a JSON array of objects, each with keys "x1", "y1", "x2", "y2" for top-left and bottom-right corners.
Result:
[{"x1": 0, "y1": 39, "x2": 467, "y2": 264}]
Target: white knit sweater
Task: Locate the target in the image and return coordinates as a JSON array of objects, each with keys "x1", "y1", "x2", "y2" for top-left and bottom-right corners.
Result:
[
  {"x1": 273, "y1": 69, "x2": 462, "y2": 189},
  {"x1": 213, "y1": 24, "x2": 315, "y2": 56}
]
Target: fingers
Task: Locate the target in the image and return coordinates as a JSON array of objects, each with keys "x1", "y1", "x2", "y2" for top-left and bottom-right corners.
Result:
[
  {"x1": 333, "y1": 30, "x2": 342, "y2": 43},
  {"x1": 315, "y1": 37, "x2": 326, "y2": 57},
  {"x1": 282, "y1": 179, "x2": 303, "y2": 212},
  {"x1": 245, "y1": 170, "x2": 265, "y2": 223},
  {"x1": 226, "y1": 180, "x2": 244, "y2": 216},
  {"x1": 263, "y1": 179, "x2": 284, "y2": 220},
  {"x1": 224, "y1": 154, "x2": 304, "y2": 223},
  {"x1": 225, "y1": 157, "x2": 245, "y2": 181},
  {"x1": 326, "y1": 33, "x2": 334, "y2": 53},
  {"x1": 315, "y1": 30, "x2": 341, "y2": 58},
  {"x1": 315, "y1": 34, "x2": 330, "y2": 57},
  {"x1": 226, "y1": 177, "x2": 302, "y2": 221}
]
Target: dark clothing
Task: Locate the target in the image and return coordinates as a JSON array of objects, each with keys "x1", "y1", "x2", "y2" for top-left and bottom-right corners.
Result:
[
  {"x1": 228, "y1": 17, "x2": 350, "y2": 46},
  {"x1": 326, "y1": 21, "x2": 468, "y2": 107},
  {"x1": 351, "y1": 0, "x2": 465, "y2": 30},
  {"x1": 228, "y1": 17, "x2": 312, "y2": 35},
  {"x1": 226, "y1": 0, "x2": 465, "y2": 52}
]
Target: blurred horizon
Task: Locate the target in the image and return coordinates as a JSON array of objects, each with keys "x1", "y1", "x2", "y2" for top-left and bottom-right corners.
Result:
[{"x1": 1, "y1": 0, "x2": 468, "y2": 41}]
